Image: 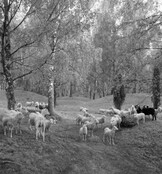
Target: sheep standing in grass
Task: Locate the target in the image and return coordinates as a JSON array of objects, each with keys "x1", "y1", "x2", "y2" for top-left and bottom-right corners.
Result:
[
  {"x1": 26, "y1": 101, "x2": 34, "y2": 107},
  {"x1": 76, "y1": 114, "x2": 84, "y2": 125},
  {"x1": 96, "y1": 115, "x2": 106, "y2": 127},
  {"x1": 79, "y1": 124, "x2": 88, "y2": 141},
  {"x1": 103, "y1": 126, "x2": 118, "y2": 145},
  {"x1": 133, "y1": 113, "x2": 145, "y2": 125},
  {"x1": 1, "y1": 109, "x2": 24, "y2": 138},
  {"x1": 28, "y1": 112, "x2": 53, "y2": 141},
  {"x1": 84, "y1": 121, "x2": 97, "y2": 137}
]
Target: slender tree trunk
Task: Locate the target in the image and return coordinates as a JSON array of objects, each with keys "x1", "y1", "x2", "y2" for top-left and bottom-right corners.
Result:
[
  {"x1": 152, "y1": 66, "x2": 160, "y2": 109},
  {"x1": 69, "y1": 82, "x2": 73, "y2": 97},
  {"x1": 47, "y1": 69, "x2": 61, "y2": 120},
  {"x1": 54, "y1": 83, "x2": 57, "y2": 107},
  {"x1": 1, "y1": 0, "x2": 16, "y2": 109}
]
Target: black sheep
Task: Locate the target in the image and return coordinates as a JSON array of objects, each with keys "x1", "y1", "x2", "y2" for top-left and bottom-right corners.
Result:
[{"x1": 142, "y1": 106, "x2": 156, "y2": 121}]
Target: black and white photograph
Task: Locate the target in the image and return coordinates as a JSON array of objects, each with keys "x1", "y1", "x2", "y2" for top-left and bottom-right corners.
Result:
[{"x1": 0, "y1": 0, "x2": 162, "y2": 173}]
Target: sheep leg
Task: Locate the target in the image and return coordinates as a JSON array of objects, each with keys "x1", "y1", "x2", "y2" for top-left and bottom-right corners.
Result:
[
  {"x1": 18, "y1": 123, "x2": 22, "y2": 134},
  {"x1": 102, "y1": 135, "x2": 105, "y2": 143},
  {"x1": 42, "y1": 131, "x2": 45, "y2": 142},
  {"x1": 10, "y1": 128, "x2": 13, "y2": 138},
  {"x1": 36, "y1": 129, "x2": 39, "y2": 140}
]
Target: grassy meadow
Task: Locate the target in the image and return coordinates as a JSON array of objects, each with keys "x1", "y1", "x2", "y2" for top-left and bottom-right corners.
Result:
[{"x1": 0, "y1": 90, "x2": 162, "y2": 174}]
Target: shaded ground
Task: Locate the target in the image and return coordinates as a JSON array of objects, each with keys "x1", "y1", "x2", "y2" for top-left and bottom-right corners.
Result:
[{"x1": 0, "y1": 90, "x2": 162, "y2": 174}]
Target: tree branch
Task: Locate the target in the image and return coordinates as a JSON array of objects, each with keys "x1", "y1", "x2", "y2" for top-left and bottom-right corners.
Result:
[
  {"x1": 13, "y1": 52, "x2": 53, "y2": 81},
  {"x1": 10, "y1": 0, "x2": 39, "y2": 33}
]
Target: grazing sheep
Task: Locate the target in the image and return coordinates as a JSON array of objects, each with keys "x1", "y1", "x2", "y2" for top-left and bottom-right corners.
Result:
[
  {"x1": 99, "y1": 109, "x2": 114, "y2": 116},
  {"x1": 103, "y1": 126, "x2": 118, "y2": 145},
  {"x1": 133, "y1": 113, "x2": 145, "y2": 125},
  {"x1": 96, "y1": 115, "x2": 106, "y2": 127},
  {"x1": 1, "y1": 110, "x2": 24, "y2": 138},
  {"x1": 26, "y1": 101, "x2": 34, "y2": 107},
  {"x1": 79, "y1": 124, "x2": 88, "y2": 141},
  {"x1": 110, "y1": 114, "x2": 122, "y2": 129}
]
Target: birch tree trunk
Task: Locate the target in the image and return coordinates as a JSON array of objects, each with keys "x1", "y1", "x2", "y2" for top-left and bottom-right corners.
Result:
[
  {"x1": 47, "y1": 67, "x2": 61, "y2": 120},
  {"x1": 1, "y1": 0, "x2": 16, "y2": 109}
]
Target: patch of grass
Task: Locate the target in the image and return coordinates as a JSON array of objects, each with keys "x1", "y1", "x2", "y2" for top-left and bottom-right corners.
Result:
[{"x1": 1, "y1": 90, "x2": 162, "y2": 173}]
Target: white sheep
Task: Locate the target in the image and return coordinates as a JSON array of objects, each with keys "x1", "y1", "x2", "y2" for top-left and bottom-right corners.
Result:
[
  {"x1": 111, "y1": 107, "x2": 121, "y2": 115},
  {"x1": 35, "y1": 101, "x2": 40, "y2": 108},
  {"x1": 79, "y1": 124, "x2": 88, "y2": 141},
  {"x1": 103, "y1": 126, "x2": 118, "y2": 145},
  {"x1": 99, "y1": 109, "x2": 114, "y2": 116},
  {"x1": 110, "y1": 114, "x2": 122, "y2": 129},
  {"x1": 1, "y1": 109, "x2": 24, "y2": 138},
  {"x1": 40, "y1": 117, "x2": 53, "y2": 142},
  {"x1": 81, "y1": 116, "x2": 92, "y2": 125},
  {"x1": 26, "y1": 101, "x2": 34, "y2": 107},
  {"x1": 76, "y1": 114, "x2": 84, "y2": 125},
  {"x1": 133, "y1": 113, "x2": 145, "y2": 125},
  {"x1": 84, "y1": 121, "x2": 97, "y2": 137},
  {"x1": 28, "y1": 112, "x2": 53, "y2": 141},
  {"x1": 130, "y1": 105, "x2": 137, "y2": 114}
]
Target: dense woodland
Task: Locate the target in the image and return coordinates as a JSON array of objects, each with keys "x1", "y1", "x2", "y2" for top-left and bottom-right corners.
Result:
[{"x1": 0, "y1": 0, "x2": 162, "y2": 110}]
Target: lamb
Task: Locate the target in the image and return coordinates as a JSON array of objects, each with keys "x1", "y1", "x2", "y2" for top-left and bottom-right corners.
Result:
[
  {"x1": 133, "y1": 113, "x2": 145, "y2": 125},
  {"x1": 110, "y1": 114, "x2": 122, "y2": 129},
  {"x1": 103, "y1": 126, "x2": 118, "y2": 145},
  {"x1": 79, "y1": 124, "x2": 88, "y2": 141},
  {"x1": 1, "y1": 109, "x2": 24, "y2": 138}
]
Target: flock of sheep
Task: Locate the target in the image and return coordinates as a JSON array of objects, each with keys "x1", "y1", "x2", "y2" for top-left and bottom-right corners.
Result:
[
  {"x1": 77, "y1": 105, "x2": 162, "y2": 145},
  {"x1": 0, "y1": 101, "x2": 56, "y2": 142},
  {"x1": 1, "y1": 99, "x2": 162, "y2": 145}
]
